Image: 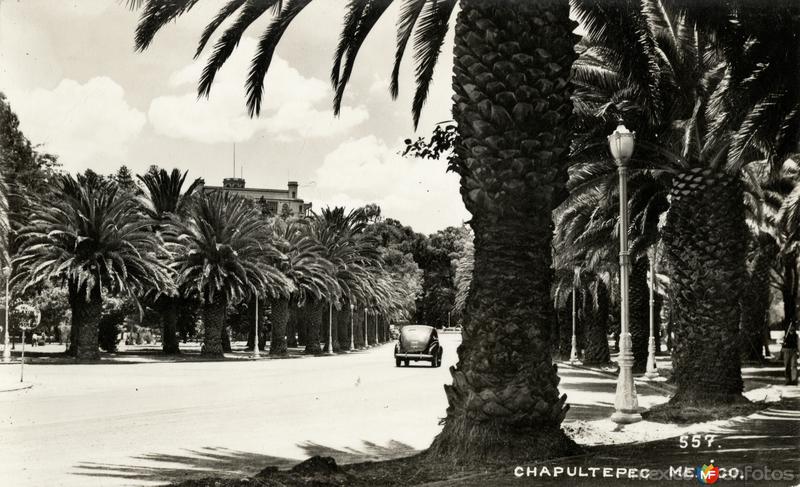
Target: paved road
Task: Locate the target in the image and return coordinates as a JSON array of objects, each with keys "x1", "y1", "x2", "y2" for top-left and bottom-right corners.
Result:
[
  {"x1": 0, "y1": 334, "x2": 671, "y2": 486},
  {"x1": 1, "y1": 336, "x2": 457, "y2": 486}
]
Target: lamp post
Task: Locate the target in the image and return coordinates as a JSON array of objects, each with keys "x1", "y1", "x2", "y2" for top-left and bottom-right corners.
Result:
[
  {"x1": 375, "y1": 311, "x2": 379, "y2": 344},
  {"x1": 349, "y1": 302, "x2": 355, "y2": 351},
  {"x1": 253, "y1": 293, "x2": 260, "y2": 359},
  {"x1": 645, "y1": 246, "x2": 659, "y2": 379},
  {"x1": 609, "y1": 122, "x2": 642, "y2": 425},
  {"x1": 326, "y1": 302, "x2": 334, "y2": 355},
  {"x1": 15, "y1": 304, "x2": 39, "y2": 383},
  {"x1": 2, "y1": 266, "x2": 10, "y2": 364},
  {"x1": 570, "y1": 266, "x2": 581, "y2": 365},
  {"x1": 364, "y1": 307, "x2": 369, "y2": 347}
]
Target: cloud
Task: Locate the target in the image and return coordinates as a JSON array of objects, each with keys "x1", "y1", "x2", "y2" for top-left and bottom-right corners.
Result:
[
  {"x1": 311, "y1": 135, "x2": 468, "y2": 234},
  {"x1": 149, "y1": 37, "x2": 369, "y2": 143},
  {"x1": 8, "y1": 77, "x2": 145, "y2": 169}
]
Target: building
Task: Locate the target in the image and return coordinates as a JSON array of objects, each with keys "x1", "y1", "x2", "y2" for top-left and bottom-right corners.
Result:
[{"x1": 201, "y1": 178, "x2": 312, "y2": 217}]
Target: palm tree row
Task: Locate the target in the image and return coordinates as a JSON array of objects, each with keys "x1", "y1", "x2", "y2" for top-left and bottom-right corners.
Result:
[
  {"x1": 559, "y1": 0, "x2": 798, "y2": 407},
  {"x1": 9, "y1": 169, "x2": 415, "y2": 361}
]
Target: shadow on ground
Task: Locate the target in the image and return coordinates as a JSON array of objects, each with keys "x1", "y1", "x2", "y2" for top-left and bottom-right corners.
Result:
[{"x1": 72, "y1": 440, "x2": 417, "y2": 485}]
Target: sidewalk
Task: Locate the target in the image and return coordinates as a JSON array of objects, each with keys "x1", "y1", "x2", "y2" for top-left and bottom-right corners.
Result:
[
  {"x1": 427, "y1": 353, "x2": 800, "y2": 487},
  {"x1": 428, "y1": 387, "x2": 799, "y2": 486}
]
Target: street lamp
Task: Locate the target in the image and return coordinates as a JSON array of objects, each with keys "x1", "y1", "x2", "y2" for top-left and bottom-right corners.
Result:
[
  {"x1": 253, "y1": 293, "x2": 260, "y2": 359},
  {"x1": 349, "y1": 302, "x2": 355, "y2": 351},
  {"x1": 570, "y1": 266, "x2": 581, "y2": 365},
  {"x1": 2, "y1": 266, "x2": 10, "y2": 364},
  {"x1": 326, "y1": 302, "x2": 334, "y2": 355},
  {"x1": 364, "y1": 307, "x2": 369, "y2": 347},
  {"x1": 645, "y1": 246, "x2": 659, "y2": 379},
  {"x1": 609, "y1": 122, "x2": 642, "y2": 425}
]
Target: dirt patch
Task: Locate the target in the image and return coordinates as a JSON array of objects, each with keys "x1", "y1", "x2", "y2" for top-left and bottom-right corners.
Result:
[
  {"x1": 643, "y1": 398, "x2": 770, "y2": 424},
  {"x1": 169, "y1": 454, "x2": 482, "y2": 487}
]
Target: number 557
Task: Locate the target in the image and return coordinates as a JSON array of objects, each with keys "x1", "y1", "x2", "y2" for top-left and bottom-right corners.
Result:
[{"x1": 679, "y1": 435, "x2": 716, "y2": 448}]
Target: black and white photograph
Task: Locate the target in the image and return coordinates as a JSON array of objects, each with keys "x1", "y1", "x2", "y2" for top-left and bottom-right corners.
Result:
[{"x1": 0, "y1": 0, "x2": 798, "y2": 485}]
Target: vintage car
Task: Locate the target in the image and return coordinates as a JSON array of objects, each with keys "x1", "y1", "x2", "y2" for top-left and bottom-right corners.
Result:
[{"x1": 394, "y1": 325, "x2": 442, "y2": 367}]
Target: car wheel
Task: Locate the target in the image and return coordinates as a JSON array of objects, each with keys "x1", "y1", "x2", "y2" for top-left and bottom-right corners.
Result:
[
  {"x1": 404, "y1": 360, "x2": 409, "y2": 367},
  {"x1": 436, "y1": 355, "x2": 442, "y2": 367},
  {"x1": 395, "y1": 358, "x2": 401, "y2": 367},
  {"x1": 431, "y1": 357, "x2": 438, "y2": 368}
]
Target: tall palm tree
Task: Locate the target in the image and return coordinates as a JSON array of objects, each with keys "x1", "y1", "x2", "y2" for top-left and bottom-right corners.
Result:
[
  {"x1": 572, "y1": 0, "x2": 799, "y2": 404},
  {"x1": 169, "y1": 191, "x2": 292, "y2": 357},
  {"x1": 13, "y1": 174, "x2": 171, "y2": 360},
  {"x1": 311, "y1": 207, "x2": 379, "y2": 352},
  {"x1": 269, "y1": 218, "x2": 338, "y2": 356},
  {"x1": 138, "y1": 167, "x2": 202, "y2": 354},
  {"x1": 130, "y1": 0, "x2": 579, "y2": 460}
]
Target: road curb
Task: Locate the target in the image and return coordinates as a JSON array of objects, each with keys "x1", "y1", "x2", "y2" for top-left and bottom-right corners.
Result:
[{"x1": 0, "y1": 383, "x2": 33, "y2": 393}]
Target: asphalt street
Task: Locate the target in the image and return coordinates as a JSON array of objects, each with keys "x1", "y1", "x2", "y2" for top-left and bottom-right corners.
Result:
[{"x1": 0, "y1": 333, "x2": 671, "y2": 486}]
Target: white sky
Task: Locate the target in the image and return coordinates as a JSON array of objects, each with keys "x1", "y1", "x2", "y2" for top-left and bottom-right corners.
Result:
[{"x1": 0, "y1": 0, "x2": 469, "y2": 234}]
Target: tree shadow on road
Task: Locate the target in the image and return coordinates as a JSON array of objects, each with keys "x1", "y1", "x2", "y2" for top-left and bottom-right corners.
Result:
[{"x1": 72, "y1": 440, "x2": 417, "y2": 485}]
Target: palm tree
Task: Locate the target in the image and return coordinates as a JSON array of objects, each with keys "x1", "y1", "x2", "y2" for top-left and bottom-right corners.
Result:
[
  {"x1": 13, "y1": 174, "x2": 171, "y2": 360},
  {"x1": 572, "y1": 0, "x2": 799, "y2": 404},
  {"x1": 138, "y1": 167, "x2": 202, "y2": 354},
  {"x1": 310, "y1": 207, "x2": 378, "y2": 352},
  {"x1": 169, "y1": 191, "x2": 292, "y2": 357},
  {"x1": 130, "y1": 0, "x2": 580, "y2": 460},
  {"x1": 269, "y1": 218, "x2": 337, "y2": 356}
]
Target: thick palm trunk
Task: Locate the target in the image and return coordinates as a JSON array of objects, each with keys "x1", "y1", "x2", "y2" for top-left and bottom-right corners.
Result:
[
  {"x1": 269, "y1": 298, "x2": 289, "y2": 356},
  {"x1": 287, "y1": 304, "x2": 298, "y2": 347},
  {"x1": 221, "y1": 324, "x2": 232, "y2": 353},
  {"x1": 304, "y1": 301, "x2": 323, "y2": 354},
  {"x1": 161, "y1": 300, "x2": 180, "y2": 354},
  {"x1": 354, "y1": 307, "x2": 365, "y2": 348},
  {"x1": 321, "y1": 302, "x2": 331, "y2": 352},
  {"x1": 740, "y1": 233, "x2": 779, "y2": 362},
  {"x1": 558, "y1": 296, "x2": 574, "y2": 361},
  {"x1": 583, "y1": 282, "x2": 610, "y2": 365},
  {"x1": 70, "y1": 284, "x2": 103, "y2": 361},
  {"x1": 663, "y1": 169, "x2": 748, "y2": 404},
  {"x1": 337, "y1": 307, "x2": 352, "y2": 350},
  {"x1": 296, "y1": 306, "x2": 308, "y2": 346},
  {"x1": 629, "y1": 258, "x2": 649, "y2": 373},
  {"x1": 202, "y1": 297, "x2": 226, "y2": 357},
  {"x1": 428, "y1": 0, "x2": 578, "y2": 462}
]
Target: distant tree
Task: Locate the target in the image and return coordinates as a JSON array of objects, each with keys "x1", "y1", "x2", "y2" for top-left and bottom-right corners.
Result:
[
  {"x1": 0, "y1": 92, "x2": 60, "y2": 246},
  {"x1": 113, "y1": 165, "x2": 138, "y2": 194},
  {"x1": 362, "y1": 203, "x2": 382, "y2": 223}
]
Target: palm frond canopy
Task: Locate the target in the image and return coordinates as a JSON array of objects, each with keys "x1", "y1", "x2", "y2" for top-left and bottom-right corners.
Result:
[
  {"x1": 310, "y1": 207, "x2": 381, "y2": 308},
  {"x1": 271, "y1": 218, "x2": 339, "y2": 305},
  {"x1": 169, "y1": 190, "x2": 292, "y2": 304},
  {"x1": 13, "y1": 174, "x2": 172, "y2": 300},
  {"x1": 130, "y1": 0, "x2": 458, "y2": 127},
  {"x1": 572, "y1": 0, "x2": 799, "y2": 173},
  {"x1": 138, "y1": 167, "x2": 202, "y2": 221}
]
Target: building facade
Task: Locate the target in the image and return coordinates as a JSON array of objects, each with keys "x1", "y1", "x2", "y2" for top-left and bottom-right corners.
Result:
[{"x1": 201, "y1": 178, "x2": 312, "y2": 217}]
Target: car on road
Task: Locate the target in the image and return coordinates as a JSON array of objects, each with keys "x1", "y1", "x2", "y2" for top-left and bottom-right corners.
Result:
[{"x1": 394, "y1": 325, "x2": 442, "y2": 367}]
